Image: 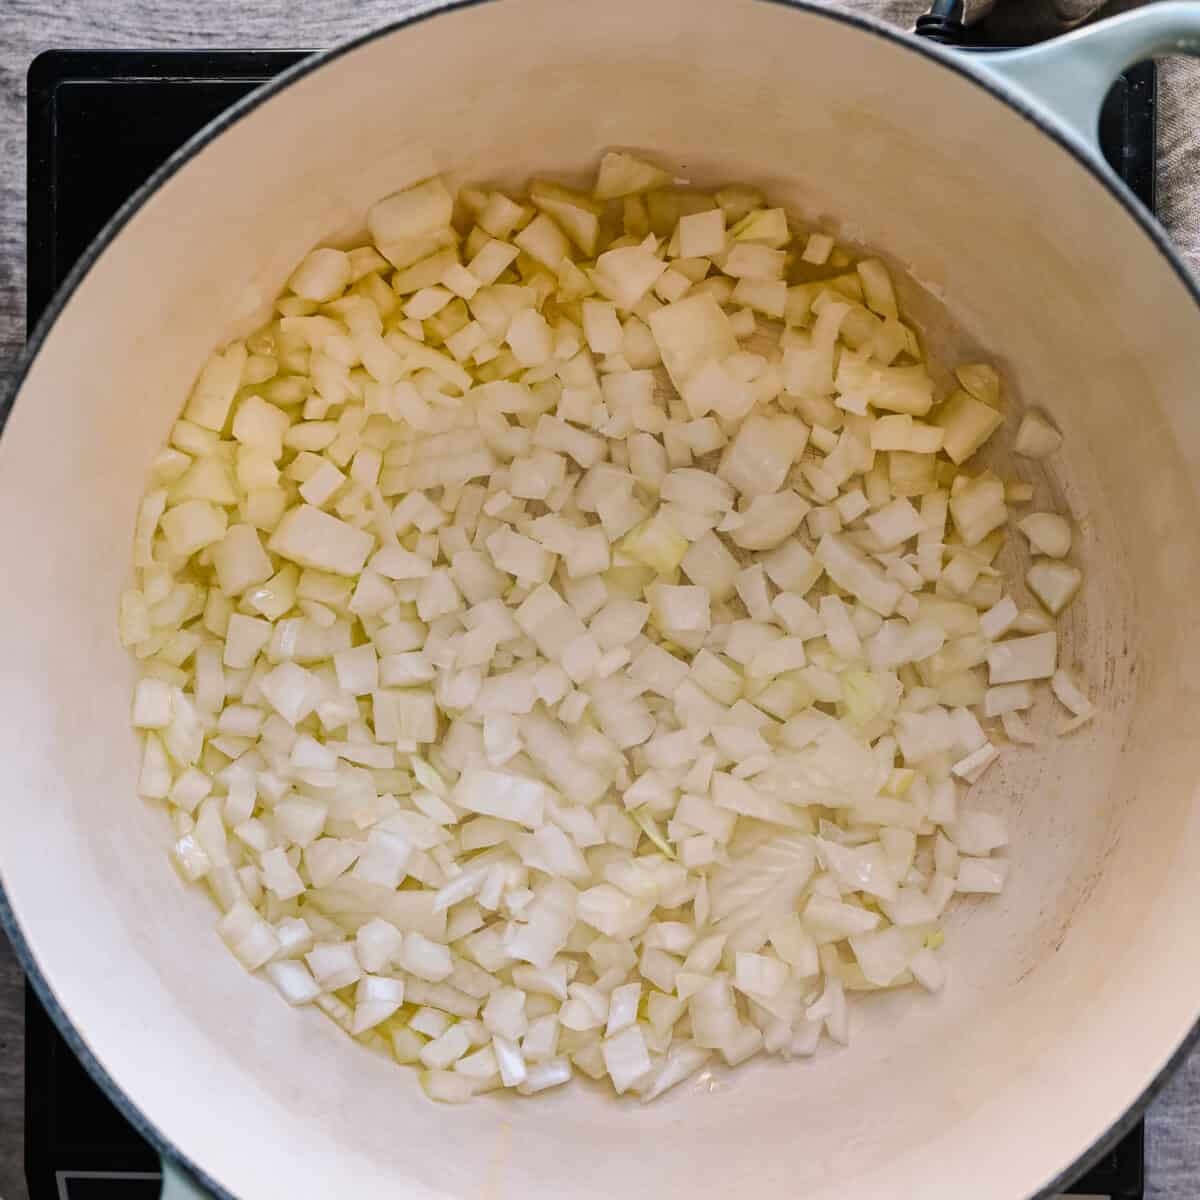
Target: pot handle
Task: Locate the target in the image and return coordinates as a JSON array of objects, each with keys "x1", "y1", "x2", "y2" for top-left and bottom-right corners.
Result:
[
  {"x1": 972, "y1": 0, "x2": 1200, "y2": 152},
  {"x1": 160, "y1": 1158, "x2": 212, "y2": 1199}
]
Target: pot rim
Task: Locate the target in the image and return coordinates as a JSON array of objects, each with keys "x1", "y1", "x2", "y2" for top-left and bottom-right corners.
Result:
[{"x1": 1, "y1": 3, "x2": 1195, "y2": 1196}]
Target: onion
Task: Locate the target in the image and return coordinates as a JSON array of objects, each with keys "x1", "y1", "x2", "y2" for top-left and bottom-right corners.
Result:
[
  {"x1": 935, "y1": 389, "x2": 1003, "y2": 464},
  {"x1": 1018, "y1": 512, "x2": 1072, "y2": 558},
  {"x1": 124, "y1": 153, "x2": 1086, "y2": 1106},
  {"x1": 987, "y1": 632, "x2": 1058, "y2": 684},
  {"x1": 1013, "y1": 410, "x2": 1063, "y2": 459},
  {"x1": 1026, "y1": 560, "x2": 1083, "y2": 615}
]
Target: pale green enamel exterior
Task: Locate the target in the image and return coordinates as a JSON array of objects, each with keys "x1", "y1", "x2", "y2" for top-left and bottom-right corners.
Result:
[
  {"x1": 977, "y1": 0, "x2": 1200, "y2": 153},
  {"x1": 161, "y1": 1161, "x2": 210, "y2": 1200}
]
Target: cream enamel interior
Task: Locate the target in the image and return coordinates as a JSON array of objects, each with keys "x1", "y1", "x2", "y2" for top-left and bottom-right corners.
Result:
[{"x1": 2, "y1": 2, "x2": 1200, "y2": 1197}]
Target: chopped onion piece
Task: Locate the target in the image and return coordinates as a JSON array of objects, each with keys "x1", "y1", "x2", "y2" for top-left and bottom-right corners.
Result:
[
  {"x1": 1013, "y1": 410, "x2": 1062, "y2": 459},
  {"x1": 1051, "y1": 669, "x2": 1095, "y2": 723},
  {"x1": 1018, "y1": 513, "x2": 1072, "y2": 559},
  {"x1": 956, "y1": 858, "x2": 1009, "y2": 894},
  {"x1": 987, "y1": 632, "x2": 1057, "y2": 684},
  {"x1": 603, "y1": 1025, "x2": 653, "y2": 1094},
  {"x1": 1026, "y1": 560, "x2": 1082, "y2": 615}
]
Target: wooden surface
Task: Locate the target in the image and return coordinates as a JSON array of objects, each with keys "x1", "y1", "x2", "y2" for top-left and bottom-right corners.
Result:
[{"x1": 1, "y1": 3, "x2": 1198, "y2": 1200}]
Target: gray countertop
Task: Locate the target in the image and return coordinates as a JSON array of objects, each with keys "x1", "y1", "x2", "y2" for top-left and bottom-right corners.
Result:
[{"x1": 1, "y1": 2, "x2": 1198, "y2": 1199}]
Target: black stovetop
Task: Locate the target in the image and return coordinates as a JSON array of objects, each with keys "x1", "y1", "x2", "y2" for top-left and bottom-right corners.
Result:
[{"x1": 23, "y1": 47, "x2": 1153, "y2": 1200}]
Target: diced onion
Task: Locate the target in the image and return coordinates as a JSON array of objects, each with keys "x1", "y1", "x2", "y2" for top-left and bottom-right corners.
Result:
[{"x1": 124, "y1": 156, "x2": 1081, "y2": 1107}]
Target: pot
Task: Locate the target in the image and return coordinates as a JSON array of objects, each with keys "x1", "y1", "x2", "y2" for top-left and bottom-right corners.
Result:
[{"x1": 4, "y1": 3, "x2": 1200, "y2": 1197}]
